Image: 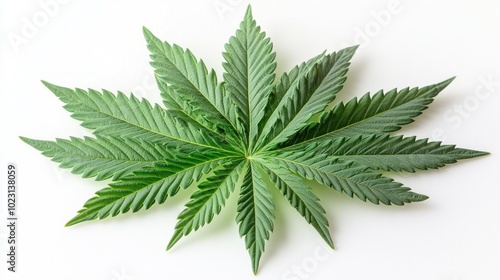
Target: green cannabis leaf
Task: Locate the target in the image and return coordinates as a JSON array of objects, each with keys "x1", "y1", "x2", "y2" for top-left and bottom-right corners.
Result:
[{"x1": 21, "y1": 6, "x2": 487, "y2": 274}]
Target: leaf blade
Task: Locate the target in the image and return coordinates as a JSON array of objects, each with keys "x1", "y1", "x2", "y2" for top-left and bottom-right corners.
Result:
[
  {"x1": 261, "y1": 52, "x2": 325, "y2": 131},
  {"x1": 42, "y1": 81, "x2": 231, "y2": 151},
  {"x1": 167, "y1": 160, "x2": 245, "y2": 250},
  {"x1": 312, "y1": 135, "x2": 489, "y2": 172},
  {"x1": 264, "y1": 151, "x2": 427, "y2": 205},
  {"x1": 284, "y1": 78, "x2": 454, "y2": 147},
  {"x1": 222, "y1": 6, "x2": 277, "y2": 150},
  {"x1": 256, "y1": 46, "x2": 358, "y2": 151},
  {"x1": 144, "y1": 28, "x2": 242, "y2": 148},
  {"x1": 236, "y1": 160, "x2": 275, "y2": 274},
  {"x1": 20, "y1": 136, "x2": 176, "y2": 181},
  {"x1": 66, "y1": 151, "x2": 240, "y2": 226},
  {"x1": 260, "y1": 161, "x2": 333, "y2": 248}
]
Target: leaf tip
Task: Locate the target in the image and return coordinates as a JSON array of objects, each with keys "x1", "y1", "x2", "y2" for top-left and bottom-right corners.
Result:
[
  {"x1": 18, "y1": 136, "x2": 30, "y2": 143},
  {"x1": 244, "y1": 4, "x2": 253, "y2": 19},
  {"x1": 252, "y1": 263, "x2": 259, "y2": 275},
  {"x1": 451, "y1": 147, "x2": 490, "y2": 161},
  {"x1": 65, "y1": 213, "x2": 88, "y2": 227},
  {"x1": 437, "y1": 76, "x2": 456, "y2": 89},
  {"x1": 250, "y1": 251, "x2": 263, "y2": 275},
  {"x1": 325, "y1": 237, "x2": 335, "y2": 250},
  {"x1": 40, "y1": 80, "x2": 55, "y2": 89},
  {"x1": 415, "y1": 194, "x2": 429, "y2": 202},
  {"x1": 165, "y1": 240, "x2": 176, "y2": 252},
  {"x1": 468, "y1": 150, "x2": 490, "y2": 158},
  {"x1": 166, "y1": 231, "x2": 182, "y2": 251},
  {"x1": 142, "y1": 26, "x2": 156, "y2": 42},
  {"x1": 18, "y1": 136, "x2": 42, "y2": 150}
]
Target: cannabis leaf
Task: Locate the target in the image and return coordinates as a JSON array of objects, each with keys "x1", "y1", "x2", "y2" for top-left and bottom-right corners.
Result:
[{"x1": 21, "y1": 6, "x2": 487, "y2": 274}]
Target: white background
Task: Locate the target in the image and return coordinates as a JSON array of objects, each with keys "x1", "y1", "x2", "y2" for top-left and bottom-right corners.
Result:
[{"x1": 1, "y1": 0, "x2": 499, "y2": 279}]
